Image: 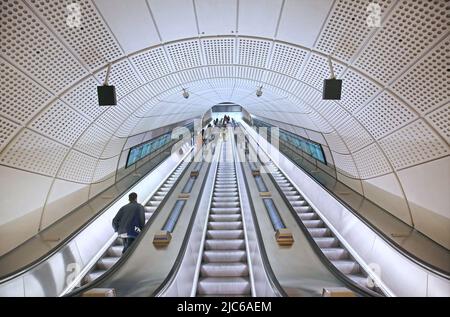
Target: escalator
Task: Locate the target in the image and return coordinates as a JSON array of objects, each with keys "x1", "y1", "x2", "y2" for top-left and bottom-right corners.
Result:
[
  {"x1": 77, "y1": 160, "x2": 190, "y2": 287},
  {"x1": 196, "y1": 139, "x2": 252, "y2": 296},
  {"x1": 264, "y1": 160, "x2": 382, "y2": 294}
]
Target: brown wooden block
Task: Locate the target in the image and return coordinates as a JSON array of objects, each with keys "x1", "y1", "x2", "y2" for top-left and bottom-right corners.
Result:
[
  {"x1": 322, "y1": 288, "x2": 356, "y2": 297},
  {"x1": 82, "y1": 288, "x2": 116, "y2": 297},
  {"x1": 153, "y1": 231, "x2": 172, "y2": 247}
]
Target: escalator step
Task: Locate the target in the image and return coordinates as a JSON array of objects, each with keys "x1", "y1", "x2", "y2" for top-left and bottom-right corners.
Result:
[
  {"x1": 206, "y1": 230, "x2": 244, "y2": 239},
  {"x1": 203, "y1": 250, "x2": 247, "y2": 263},
  {"x1": 200, "y1": 263, "x2": 249, "y2": 277},
  {"x1": 197, "y1": 277, "x2": 251, "y2": 295},
  {"x1": 204, "y1": 239, "x2": 246, "y2": 250}
]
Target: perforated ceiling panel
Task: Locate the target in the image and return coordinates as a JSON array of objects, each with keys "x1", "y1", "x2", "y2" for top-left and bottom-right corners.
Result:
[
  {"x1": 57, "y1": 149, "x2": 98, "y2": 183},
  {"x1": 356, "y1": 92, "x2": 417, "y2": 140},
  {"x1": 95, "y1": 59, "x2": 142, "y2": 99},
  {"x1": 27, "y1": 0, "x2": 124, "y2": 70},
  {"x1": 29, "y1": 101, "x2": 91, "y2": 146},
  {"x1": 61, "y1": 76, "x2": 104, "y2": 121},
  {"x1": 95, "y1": 104, "x2": 133, "y2": 134},
  {"x1": 166, "y1": 40, "x2": 203, "y2": 70},
  {"x1": 202, "y1": 38, "x2": 235, "y2": 65},
  {"x1": 314, "y1": 100, "x2": 352, "y2": 128},
  {"x1": 353, "y1": 143, "x2": 392, "y2": 179},
  {"x1": 339, "y1": 69, "x2": 381, "y2": 113},
  {"x1": 315, "y1": 0, "x2": 394, "y2": 62},
  {"x1": 335, "y1": 117, "x2": 374, "y2": 152},
  {"x1": 238, "y1": 38, "x2": 271, "y2": 68},
  {"x1": 268, "y1": 43, "x2": 308, "y2": 77},
  {"x1": 324, "y1": 132, "x2": 350, "y2": 154},
  {"x1": 92, "y1": 156, "x2": 119, "y2": 182},
  {"x1": 0, "y1": 0, "x2": 88, "y2": 92},
  {"x1": 391, "y1": 36, "x2": 450, "y2": 114},
  {"x1": 0, "y1": 129, "x2": 69, "y2": 176},
  {"x1": 425, "y1": 104, "x2": 450, "y2": 144},
  {"x1": 131, "y1": 47, "x2": 173, "y2": 82},
  {"x1": 354, "y1": 0, "x2": 449, "y2": 84},
  {"x1": 0, "y1": 58, "x2": 54, "y2": 124},
  {"x1": 100, "y1": 136, "x2": 126, "y2": 159},
  {"x1": 379, "y1": 119, "x2": 449, "y2": 170},
  {"x1": 331, "y1": 151, "x2": 359, "y2": 178},
  {"x1": 0, "y1": 116, "x2": 20, "y2": 152},
  {"x1": 300, "y1": 53, "x2": 345, "y2": 90},
  {"x1": 74, "y1": 124, "x2": 112, "y2": 158}
]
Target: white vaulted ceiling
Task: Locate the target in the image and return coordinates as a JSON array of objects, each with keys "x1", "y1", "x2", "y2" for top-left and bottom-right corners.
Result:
[{"x1": 0, "y1": 0, "x2": 449, "y2": 255}]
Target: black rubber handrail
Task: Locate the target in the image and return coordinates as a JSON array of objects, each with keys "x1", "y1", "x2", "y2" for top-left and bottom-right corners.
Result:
[
  {"x1": 244, "y1": 134, "x2": 382, "y2": 297},
  {"x1": 67, "y1": 153, "x2": 194, "y2": 296},
  {"x1": 243, "y1": 123, "x2": 450, "y2": 279},
  {"x1": 0, "y1": 142, "x2": 183, "y2": 283}
]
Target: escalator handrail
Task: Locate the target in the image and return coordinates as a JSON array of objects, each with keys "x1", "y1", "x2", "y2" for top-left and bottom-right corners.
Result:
[
  {"x1": 242, "y1": 122, "x2": 450, "y2": 280},
  {"x1": 66, "y1": 152, "x2": 194, "y2": 296},
  {"x1": 151, "y1": 144, "x2": 217, "y2": 297},
  {"x1": 244, "y1": 131, "x2": 383, "y2": 297},
  {"x1": 0, "y1": 142, "x2": 187, "y2": 284}
]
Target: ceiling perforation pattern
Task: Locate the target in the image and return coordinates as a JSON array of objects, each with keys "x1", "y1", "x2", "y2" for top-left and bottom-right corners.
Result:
[
  {"x1": 425, "y1": 104, "x2": 450, "y2": 144},
  {"x1": 29, "y1": 100, "x2": 91, "y2": 146},
  {"x1": 0, "y1": 58, "x2": 54, "y2": 124},
  {"x1": 92, "y1": 156, "x2": 119, "y2": 182},
  {"x1": 74, "y1": 124, "x2": 112, "y2": 158},
  {"x1": 339, "y1": 69, "x2": 382, "y2": 113},
  {"x1": 130, "y1": 47, "x2": 172, "y2": 82},
  {"x1": 61, "y1": 76, "x2": 104, "y2": 121},
  {"x1": 268, "y1": 43, "x2": 308, "y2": 77},
  {"x1": 0, "y1": 0, "x2": 88, "y2": 92},
  {"x1": 95, "y1": 59, "x2": 142, "y2": 99},
  {"x1": 202, "y1": 38, "x2": 235, "y2": 65},
  {"x1": 379, "y1": 119, "x2": 450, "y2": 170},
  {"x1": 0, "y1": 128, "x2": 68, "y2": 177},
  {"x1": 300, "y1": 53, "x2": 345, "y2": 90},
  {"x1": 324, "y1": 132, "x2": 350, "y2": 154},
  {"x1": 335, "y1": 117, "x2": 374, "y2": 152},
  {"x1": 57, "y1": 149, "x2": 97, "y2": 183},
  {"x1": 166, "y1": 40, "x2": 202, "y2": 70},
  {"x1": 331, "y1": 151, "x2": 360, "y2": 178},
  {"x1": 391, "y1": 36, "x2": 450, "y2": 114},
  {"x1": 315, "y1": 0, "x2": 394, "y2": 62},
  {"x1": 27, "y1": 0, "x2": 124, "y2": 70},
  {"x1": 354, "y1": 0, "x2": 449, "y2": 84},
  {"x1": 0, "y1": 116, "x2": 20, "y2": 152},
  {"x1": 353, "y1": 143, "x2": 392, "y2": 179},
  {"x1": 238, "y1": 38, "x2": 271, "y2": 68},
  {"x1": 315, "y1": 100, "x2": 352, "y2": 128},
  {"x1": 356, "y1": 91, "x2": 418, "y2": 140}
]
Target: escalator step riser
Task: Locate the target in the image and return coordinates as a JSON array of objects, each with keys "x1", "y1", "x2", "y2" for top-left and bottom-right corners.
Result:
[
  {"x1": 208, "y1": 222, "x2": 243, "y2": 230},
  {"x1": 207, "y1": 230, "x2": 244, "y2": 239},
  {"x1": 200, "y1": 263, "x2": 249, "y2": 277}
]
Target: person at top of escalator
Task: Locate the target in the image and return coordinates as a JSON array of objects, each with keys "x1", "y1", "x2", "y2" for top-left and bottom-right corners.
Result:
[{"x1": 112, "y1": 192, "x2": 145, "y2": 254}]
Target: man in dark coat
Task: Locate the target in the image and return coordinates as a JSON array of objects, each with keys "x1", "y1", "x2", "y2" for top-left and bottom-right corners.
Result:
[{"x1": 112, "y1": 192, "x2": 145, "y2": 254}]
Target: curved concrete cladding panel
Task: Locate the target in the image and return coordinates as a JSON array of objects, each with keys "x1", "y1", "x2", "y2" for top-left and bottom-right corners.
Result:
[
  {"x1": 397, "y1": 157, "x2": 450, "y2": 249},
  {"x1": 0, "y1": 166, "x2": 53, "y2": 256}
]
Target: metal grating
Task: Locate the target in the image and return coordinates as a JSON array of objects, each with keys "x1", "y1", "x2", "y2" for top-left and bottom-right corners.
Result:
[
  {"x1": 166, "y1": 40, "x2": 202, "y2": 70},
  {"x1": 61, "y1": 76, "x2": 104, "y2": 121},
  {"x1": 0, "y1": 58, "x2": 53, "y2": 124},
  {"x1": 425, "y1": 104, "x2": 450, "y2": 144},
  {"x1": 202, "y1": 38, "x2": 235, "y2": 65},
  {"x1": 379, "y1": 119, "x2": 449, "y2": 170},
  {"x1": 0, "y1": 128, "x2": 69, "y2": 176},
  {"x1": 315, "y1": 0, "x2": 394, "y2": 62},
  {"x1": 27, "y1": 0, "x2": 124, "y2": 70},
  {"x1": 74, "y1": 124, "x2": 112, "y2": 158},
  {"x1": 391, "y1": 36, "x2": 450, "y2": 114},
  {"x1": 29, "y1": 100, "x2": 90, "y2": 146},
  {"x1": 353, "y1": 143, "x2": 392, "y2": 179},
  {"x1": 0, "y1": 0, "x2": 87, "y2": 92},
  {"x1": 0, "y1": 116, "x2": 20, "y2": 152},
  {"x1": 131, "y1": 47, "x2": 172, "y2": 82},
  {"x1": 335, "y1": 117, "x2": 373, "y2": 152},
  {"x1": 268, "y1": 43, "x2": 308, "y2": 77},
  {"x1": 339, "y1": 69, "x2": 381, "y2": 113},
  {"x1": 238, "y1": 38, "x2": 271, "y2": 68},
  {"x1": 300, "y1": 53, "x2": 345, "y2": 90},
  {"x1": 356, "y1": 92, "x2": 417, "y2": 140},
  {"x1": 57, "y1": 149, "x2": 98, "y2": 183},
  {"x1": 354, "y1": 0, "x2": 449, "y2": 84}
]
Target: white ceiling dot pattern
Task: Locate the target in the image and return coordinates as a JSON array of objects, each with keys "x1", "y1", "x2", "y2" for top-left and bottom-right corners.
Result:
[{"x1": 1, "y1": 0, "x2": 449, "y2": 250}]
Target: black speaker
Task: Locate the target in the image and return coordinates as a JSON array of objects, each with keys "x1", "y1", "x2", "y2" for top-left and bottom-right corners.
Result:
[
  {"x1": 97, "y1": 85, "x2": 117, "y2": 106},
  {"x1": 322, "y1": 79, "x2": 342, "y2": 100}
]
